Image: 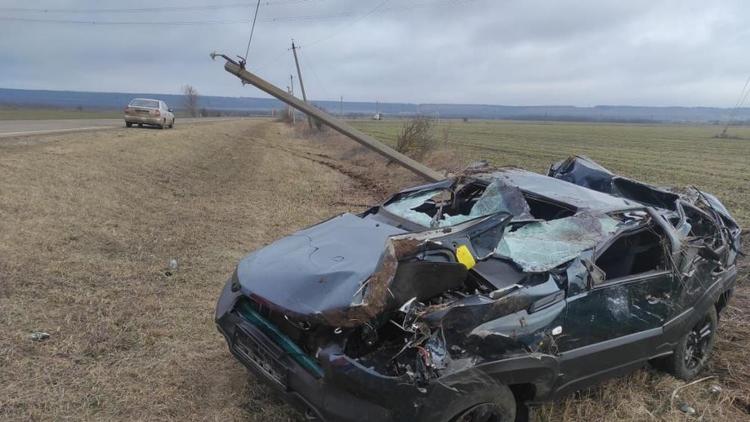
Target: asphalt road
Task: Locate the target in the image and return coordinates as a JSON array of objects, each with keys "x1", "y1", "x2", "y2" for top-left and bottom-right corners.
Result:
[{"x1": 0, "y1": 117, "x2": 241, "y2": 138}]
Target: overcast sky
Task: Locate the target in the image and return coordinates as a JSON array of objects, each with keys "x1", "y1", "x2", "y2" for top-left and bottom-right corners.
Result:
[{"x1": 1, "y1": 0, "x2": 749, "y2": 106}]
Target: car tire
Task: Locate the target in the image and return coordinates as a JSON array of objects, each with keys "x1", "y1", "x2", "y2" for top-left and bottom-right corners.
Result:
[
  {"x1": 125, "y1": 122, "x2": 132, "y2": 127},
  {"x1": 429, "y1": 381, "x2": 516, "y2": 422},
  {"x1": 663, "y1": 306, "x2": 718, "y2": 380},
  {"x1": 450, "y1": 385, "x2": 516, "y2": 422},
  {"x1": 160, "y1": 119, "x2": 166, "y2": 129},
  {"x1": 169, "y1": 119, "x2": 174, "y2": 128},
  {"x1": 138, "y1": 123, "x2": 143, "y2": 128}
]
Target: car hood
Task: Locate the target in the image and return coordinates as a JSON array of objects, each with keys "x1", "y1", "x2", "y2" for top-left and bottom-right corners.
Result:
[{"x1": 236, "y1": 213, "x2": 405, "y2": 321}]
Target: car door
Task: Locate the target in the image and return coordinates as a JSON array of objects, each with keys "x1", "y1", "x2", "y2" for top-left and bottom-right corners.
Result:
[{"x1": 553, "y1": 218, "x2": 679, "y2": 395}]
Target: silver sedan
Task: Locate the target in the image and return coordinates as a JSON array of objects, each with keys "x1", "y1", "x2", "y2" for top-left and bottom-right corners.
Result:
[{"x1": 124, "y1": 98, "x2": 175, "y2": 129}]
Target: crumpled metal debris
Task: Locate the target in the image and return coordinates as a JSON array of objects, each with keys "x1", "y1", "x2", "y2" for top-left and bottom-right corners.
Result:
[
  {"x1": 678, "y1": 402, "x2": 696, "y2": 415},
  {"x1": 30, "y1": 331, "x2": 50, "y2": 341}
]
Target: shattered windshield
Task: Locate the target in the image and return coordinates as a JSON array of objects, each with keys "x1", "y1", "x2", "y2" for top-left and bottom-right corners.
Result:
[
  {"x1": 383, "y1": 178, "x2": 532, "y2": 228},
  {"x1": 495, "y1": 214, "x2": 620, "y2": 272}
]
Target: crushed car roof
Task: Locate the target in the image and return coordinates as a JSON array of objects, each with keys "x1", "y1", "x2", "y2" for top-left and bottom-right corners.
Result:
[{"x1": 475, "y1": 168, "x2": 640, "y2": 213}]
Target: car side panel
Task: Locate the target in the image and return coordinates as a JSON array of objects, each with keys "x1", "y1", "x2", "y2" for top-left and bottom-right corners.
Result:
[
  {"x1": 554, "y1": 271, "x2": 676, "y2": 392},
  {"x1": 547, "y1": 265, "x2": 736, "y2": 400}
]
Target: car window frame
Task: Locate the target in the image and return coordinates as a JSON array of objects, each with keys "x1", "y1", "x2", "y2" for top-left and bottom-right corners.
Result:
[{"x1": 588, "y1": 218, "x2": 674, "y2": 290}]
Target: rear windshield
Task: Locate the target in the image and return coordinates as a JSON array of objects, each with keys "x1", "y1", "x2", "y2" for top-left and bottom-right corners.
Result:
[{"x1": 129, "y1": 99, "x2": 159, "y2": 108}]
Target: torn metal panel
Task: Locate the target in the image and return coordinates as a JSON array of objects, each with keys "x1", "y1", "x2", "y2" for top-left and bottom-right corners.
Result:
[
  {"x1": 548, "y1": 154, "x2": 615, "y2": 193},
  {"x1": 492, "y1": 168, "x2": 637, "y2": 212}
]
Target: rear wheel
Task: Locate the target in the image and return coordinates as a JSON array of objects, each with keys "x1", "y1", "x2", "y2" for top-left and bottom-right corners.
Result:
[
  {"x1": 137, "y1": 123, "x2": 143, "y2": 128},
  {"x1": 169, "y1": 118, "x2": 174, "y2": 128},
  {"x1": 125, "y1": 122, "x2": 132, "y2": 127},
  {"x1": 664, "y1": 307, "x2": 718, "y2": 380},
  {"x1": 160, "y1": 118, "x2": 166, "y2": 129}
]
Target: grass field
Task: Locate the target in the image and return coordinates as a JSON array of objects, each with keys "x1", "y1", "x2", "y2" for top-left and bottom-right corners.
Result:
[
  {"x1": 0, "y1": 120, "x2": 380, "y2": 421},
  {"x1": 352, "y1": 119, "x2": 750, "y2": 227},
  {"x1": 1, "y1": 118, "x2": 747, "y2": 421}
]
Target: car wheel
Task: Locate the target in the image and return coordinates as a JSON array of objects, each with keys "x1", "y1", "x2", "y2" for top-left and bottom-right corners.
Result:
[
  {"x1": 125, "y1": 122, "x2": 132, "y2": 127},
  {"x1": 435, "y1": 382, "x2": 516, "y2": 422},
  {"x1": 138, "y1": 123, "x2": 143, "y2": 128},
  {"x1": 665, "y1": 306, "x2": 718, "y2": 380},
  {"x1": 160, "y1": 118, "x2": 166, "y2": 129},
  {"x1": 169, "y1": 118, "x2": 174, "y2": 128},
  {"x1": 452, "y1": 402, "x2": 515, "y2": 422}
]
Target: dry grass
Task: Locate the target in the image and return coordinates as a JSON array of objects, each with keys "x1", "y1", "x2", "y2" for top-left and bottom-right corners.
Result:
[
  {"x1": 1, "y1": 118, "x2": 748, "y2": 421},
  {"x1": 0, "y1": 119, "x2": 380, "y2": 421}
]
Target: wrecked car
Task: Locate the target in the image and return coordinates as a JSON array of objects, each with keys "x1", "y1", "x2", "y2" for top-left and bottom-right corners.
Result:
[{"x1": 216, "y1": 156, "x2": 741, "y2": 422}]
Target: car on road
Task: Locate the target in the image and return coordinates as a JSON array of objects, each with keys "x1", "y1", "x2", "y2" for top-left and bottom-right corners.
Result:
[
  {"x1": 215, "y1": 156, "x2": 741, "y2": 422},
  {"x1": 124, "y1": 98, "x2": 174, "y2": 129}
]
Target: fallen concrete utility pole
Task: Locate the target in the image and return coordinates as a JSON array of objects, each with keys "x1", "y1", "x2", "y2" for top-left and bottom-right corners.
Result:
[{"x1": 210, "y1": 52, "x2": 444, "y2": 182}]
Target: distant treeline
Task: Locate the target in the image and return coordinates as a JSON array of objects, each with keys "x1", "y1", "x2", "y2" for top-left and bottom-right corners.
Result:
[{"x1": 2, "y1": 87, "x2": 749, "y2": 124}]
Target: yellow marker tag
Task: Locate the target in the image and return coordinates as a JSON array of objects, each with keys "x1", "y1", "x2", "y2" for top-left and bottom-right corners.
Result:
[{"x1": 456, "y1": 245, "x2": 476, "y2": 269}]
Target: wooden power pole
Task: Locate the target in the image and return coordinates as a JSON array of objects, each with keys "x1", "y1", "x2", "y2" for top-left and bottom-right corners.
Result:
[{"x1": 290, "y1": 41, "x2": 313, "y2": 129}]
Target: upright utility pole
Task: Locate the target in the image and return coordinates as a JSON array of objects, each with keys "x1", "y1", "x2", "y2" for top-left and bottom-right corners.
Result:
[
  {"x1": 290, "y1": 40, "x2": 313, "y2": 129},
  {"x1": 288, "y1": 74, "x2": 296, "y2": 125}
]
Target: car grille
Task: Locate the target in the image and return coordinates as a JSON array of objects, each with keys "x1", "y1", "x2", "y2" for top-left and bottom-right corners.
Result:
[
  {"x1": 233, "y1": 324, "x2": 289, "y2": 386},
  {"x1": 234, "y1": 298, "x2": 323, "y2": 378}
]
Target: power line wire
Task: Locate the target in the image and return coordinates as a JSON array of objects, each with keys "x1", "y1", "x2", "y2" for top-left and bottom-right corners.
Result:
[
  {"x1": 0, "y1": 12, "x2": 355, "y2": 25},
  {"x1": 243, "y1": 0, "x2": 262, "y2": 60},
  {"x1": 300, "y1": 0, "x2": 390, "y2": 48},
  {"x1": 0, "y1": 0, "x2": 475, "y2": 26},
  {"x1": 299, "y1": 49, "x2": 333, "y2": 100},
  {"x1": 0, "y1": 0, "x2": 317, "y2": 14},
  {"x1": 720, "y1": 74, "x2": 750, "y2": 136},
  {"x1": 0, "y1": 16, "x2": 247, "y2": 25}
]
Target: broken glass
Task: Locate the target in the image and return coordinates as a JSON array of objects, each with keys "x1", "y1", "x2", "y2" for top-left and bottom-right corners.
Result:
[
  {"x1": 383, "y1": 179, "x2": 532, "y2": 227},
  {"x1": 383, "y1": 189, "x2": 442, "y2": 227},
  {"x1": 495, "y1": 214, "x2": 620, "y2": 272}
]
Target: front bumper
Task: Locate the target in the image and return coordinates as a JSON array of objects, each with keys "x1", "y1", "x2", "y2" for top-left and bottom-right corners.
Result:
[{"x1": 214, "y1": 279, "x2": 447, "y2": 422}]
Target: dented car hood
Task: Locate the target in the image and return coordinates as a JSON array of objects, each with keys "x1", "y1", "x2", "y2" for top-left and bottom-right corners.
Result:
[{"x1": 236, "y1": 213, "x2": 405, "y2": 320}]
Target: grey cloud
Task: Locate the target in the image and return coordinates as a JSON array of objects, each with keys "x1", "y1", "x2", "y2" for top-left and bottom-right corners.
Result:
[{"x1": 1, "y1": 0, "x2": 749, "y2": 106}]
